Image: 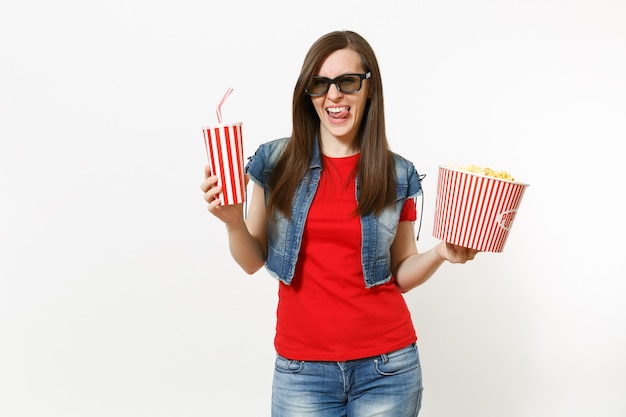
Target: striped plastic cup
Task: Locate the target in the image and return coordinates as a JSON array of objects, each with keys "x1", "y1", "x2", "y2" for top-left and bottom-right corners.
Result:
[
  {"x1": 432, "y1": 165, "x2": 528, "y2": 252},
  {"x1": 202, "y1": 122, "x2": 245, "y2": 205}
]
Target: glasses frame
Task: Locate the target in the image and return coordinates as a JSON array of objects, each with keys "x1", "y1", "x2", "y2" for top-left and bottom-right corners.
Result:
[{"x1": 305, "y1": 72, "x2": 371, "y2": 97}]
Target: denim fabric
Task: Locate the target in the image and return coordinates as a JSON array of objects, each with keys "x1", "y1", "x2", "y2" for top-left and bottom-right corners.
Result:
[
  {"x1": 245, "y1": 137, "x2": 422, "y2": 288},
  {"x1": 271, "y1": 343, "x2": 423, "y2": 417}
]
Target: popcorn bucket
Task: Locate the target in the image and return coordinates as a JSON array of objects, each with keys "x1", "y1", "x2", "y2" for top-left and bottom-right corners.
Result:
[
  {"x1": 432, "y1": 165, "x2": 528, "y2": 252},
  {"x1": 202, "y1": 122, "x2": 245, "y2": 205}
]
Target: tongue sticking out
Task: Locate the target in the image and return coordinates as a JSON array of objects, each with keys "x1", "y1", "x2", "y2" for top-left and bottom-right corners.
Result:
[{"x1": 328, "y1": 107, "x2": 349, "y2": 120}]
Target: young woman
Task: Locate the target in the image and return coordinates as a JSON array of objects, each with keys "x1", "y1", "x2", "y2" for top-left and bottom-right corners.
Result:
[{"x1": 201, "y1": 30, "x2": 478, "y2": 417}]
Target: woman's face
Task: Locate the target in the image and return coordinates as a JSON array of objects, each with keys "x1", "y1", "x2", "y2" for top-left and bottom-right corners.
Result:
[{"x1": 310, "y1": 48, "x2": 369, "y2": 146}]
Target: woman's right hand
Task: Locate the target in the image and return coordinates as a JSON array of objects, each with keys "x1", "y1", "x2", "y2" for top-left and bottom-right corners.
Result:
[
  {"x1": 200, "y1": 165, "x2": 246, "y2": 228},
  {"x1": 201, "y1": 165, "x2": 267, "y2": 274}
]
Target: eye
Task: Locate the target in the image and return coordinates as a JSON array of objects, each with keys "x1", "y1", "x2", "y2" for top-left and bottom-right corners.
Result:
[
  {"x1": 338, "y1": 75, "x2": 360, "y2": 90},
  {"x1": 312, "y1": 77, "x2": 329, "y2": 88},
  {"x1": 306, "y1": 77, "x2": 330, "y2": 95}
]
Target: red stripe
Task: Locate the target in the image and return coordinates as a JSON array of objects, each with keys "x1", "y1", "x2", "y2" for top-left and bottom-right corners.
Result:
[
  {"x1": 433, "y1": 168, "x2": 444, "y2": 239},
  {"x1": 434, "y1": 168, "x2": 444, "y2": 239},
  {"x1": 495, "y1": 183, "x2": 515, "y2": 251},
  {"x1": 489, "y1": 180, "x2": 507, "y2": 251},
  {"x1": 452, "y1": 171, "x2": 465, "y2": 244},
  {"x1": 233, "y1": 124, "x2": 244, "y2": 202},
  {"x1": 445, "y1": 168, "x2": 459, "y2": 244},
  {"x1": 487, "y1": 181, "x2": 506, "y2": 252},
  {"x1": 448, "y1": 170, "x2": 462, "y2": 243},
  {"x1": 452, "y1": 173, "x2": 472, "y2": 245},
  {"x1": 223, "y1": 126, "x2": 236, "y2": 205},
  {"x1": 455, "y1": 174, "x2": 465, "y2": 246},
  {"x1": 467, "y1": 177, "x2": 485, "y2": 247},
  {"x1": 202, "y1": 129, "x2": 210, "y2": 163},
  {"x1": 437, "y1": 169, "x2": 449, "y2": 241},
  {"x1": 208, "y1": 128, "x2": 220, "y2": 190},
  {"x1": 473, "y1": 177, "x2": 495, "y2": 251},
  {"x1": 463, "y1": 175, "x2": 479, "y2": 248},
  {"x1": 437, "y1": 168, "x2": 449, "y2": 240},
  {"x1": 215, "y1": 128, "x2": 228, "y2": 204}
]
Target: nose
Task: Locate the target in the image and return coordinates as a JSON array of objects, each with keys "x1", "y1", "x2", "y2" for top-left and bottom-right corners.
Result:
[{"x1": 326, "y1": 81, "x2": 343, "y2": 98}]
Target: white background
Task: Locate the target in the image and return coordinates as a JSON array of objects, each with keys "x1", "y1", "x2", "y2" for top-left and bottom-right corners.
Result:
[{"x1": 1, "y1": 0, "x2": 625, "y2": 416}]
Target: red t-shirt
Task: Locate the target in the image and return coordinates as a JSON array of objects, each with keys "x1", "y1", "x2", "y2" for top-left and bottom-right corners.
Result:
[{"x1": 274, "y1": 154, "x2": 418, "y2": 361}]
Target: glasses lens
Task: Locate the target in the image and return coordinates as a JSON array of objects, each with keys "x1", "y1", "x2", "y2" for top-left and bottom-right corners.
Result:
[
  {"x1": 306, "y1": 77, "x2": 330, "y2": 95},
  {"x1": 305, "y1": 73, "x2": 367, "y2": 96},
  {"x1": 337, "y1": 75, "x2": 362, "y2": 93}
]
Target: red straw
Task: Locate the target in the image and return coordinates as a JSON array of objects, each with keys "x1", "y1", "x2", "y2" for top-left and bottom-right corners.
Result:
[{"x1": 216, "y1": 87, "x2": 234, "y2": 124}]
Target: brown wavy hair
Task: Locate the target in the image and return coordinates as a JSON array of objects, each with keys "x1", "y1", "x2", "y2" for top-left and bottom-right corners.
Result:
[{"x1": 267, "y1": 30, "x2": 396, "y2": 218}]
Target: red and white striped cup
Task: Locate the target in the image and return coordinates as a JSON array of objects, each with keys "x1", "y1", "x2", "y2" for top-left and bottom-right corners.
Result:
[
  {"x1": 432, "y1": 165, "x2": 528, "y2": 252},
  {"x1": 202, "y1": 122, "x2": 245, "y2": 205}
]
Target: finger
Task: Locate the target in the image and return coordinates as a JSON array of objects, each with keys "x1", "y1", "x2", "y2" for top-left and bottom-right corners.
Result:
[
  {"x1": 200, "y1": 179, "x2": 211, "y2": 193},
  {"x1": 460, "y1": 247, "x2": 478, "y2": 261},
  {"x1": 448, "y1": 244, "x2": 476, "y2": 262},
  {"x1": 204, "y1": 186, "x2": 222, "y2": 203},
  {"x1": 200, "y1": 175, "x2": 219, "y2": 193},
  {"x1": 206, "y1": 187, "x2": 224, "y2": 208},
  {"x1": 207, "y1": 197, "x2": 222, "y2": 211},
  {"x1": 204, "y1": 164, "x2": 212, "y2": 179}
]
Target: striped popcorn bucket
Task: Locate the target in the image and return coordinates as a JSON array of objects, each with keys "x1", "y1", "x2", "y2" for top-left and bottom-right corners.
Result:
[
  {"x1": 432, "y1": 166, "x2": 528, "y2": 252},
  {"x1": 202, "y1": 122, "x2": 245, "y2": 205}
]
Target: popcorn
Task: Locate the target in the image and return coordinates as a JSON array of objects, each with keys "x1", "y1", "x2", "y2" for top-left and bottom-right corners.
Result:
[
  {"x1": 457, "y1": 164, "x2": 515, "y2": 181},
  {"x1": 434, "y1": 165, "x2": 528, "y2": 252}
]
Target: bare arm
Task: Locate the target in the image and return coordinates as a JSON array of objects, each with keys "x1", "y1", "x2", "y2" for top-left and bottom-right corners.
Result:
[
  {"x1": 390, "y1": 221, "x2": 478, "y2": 293},
  {"x1": 201, "y1": 165, "x2": 268, "y2": 274}
]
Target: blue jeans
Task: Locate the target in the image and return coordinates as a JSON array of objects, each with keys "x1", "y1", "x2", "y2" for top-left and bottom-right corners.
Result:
[{"x1": 271, "y1": 343, "x2": 423, "y2": 417}]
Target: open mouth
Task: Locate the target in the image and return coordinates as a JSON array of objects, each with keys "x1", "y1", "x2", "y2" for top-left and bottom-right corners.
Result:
[{"x1": 327, "y1": 106, "x2": 350, "y2": 119}]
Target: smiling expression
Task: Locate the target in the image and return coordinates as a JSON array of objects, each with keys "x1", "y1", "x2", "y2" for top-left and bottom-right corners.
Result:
[{"x1": 310, "y1": 48, "x2": 369, "y2": 148}]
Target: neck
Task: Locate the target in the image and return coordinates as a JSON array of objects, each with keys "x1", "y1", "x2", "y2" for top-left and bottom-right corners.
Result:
[{"x1": 319, "y1": 133, "x2": 359, "y2": 158}]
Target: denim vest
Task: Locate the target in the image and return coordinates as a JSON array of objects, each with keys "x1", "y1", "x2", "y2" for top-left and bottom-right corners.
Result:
[{"x1": 245, "y1": 137, "x2": 422, "y2": 288}]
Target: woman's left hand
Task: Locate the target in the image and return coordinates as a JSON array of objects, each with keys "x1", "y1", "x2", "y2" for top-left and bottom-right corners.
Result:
[{"x1": 436, "y1": 242, "x2": 479, "y2": 264}]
